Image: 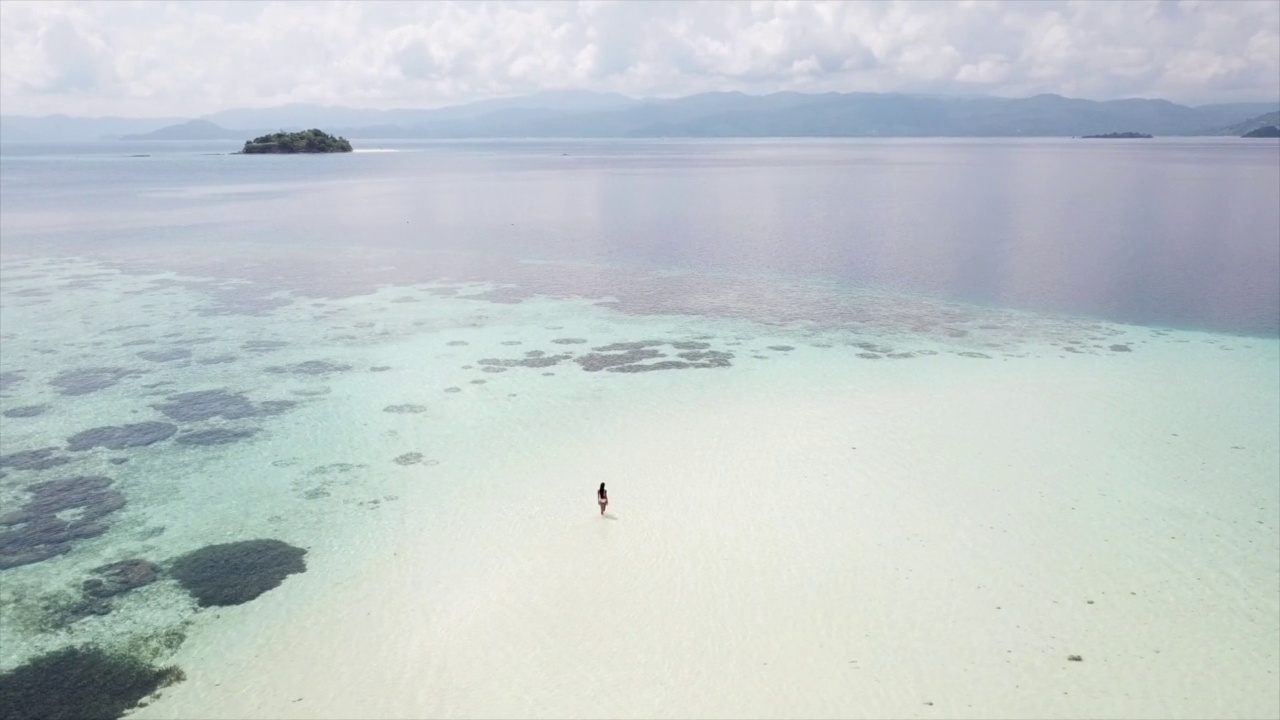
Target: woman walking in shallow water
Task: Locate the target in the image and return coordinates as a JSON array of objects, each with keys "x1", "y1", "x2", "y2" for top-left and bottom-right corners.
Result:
[{"x1": 597, "y1": 482, "x2": 608, "y2": 515}]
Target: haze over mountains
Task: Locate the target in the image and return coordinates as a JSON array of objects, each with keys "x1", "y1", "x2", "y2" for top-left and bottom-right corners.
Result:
[{"x1": 3, "y1": 90, "x2": 1278, "y2": 143}]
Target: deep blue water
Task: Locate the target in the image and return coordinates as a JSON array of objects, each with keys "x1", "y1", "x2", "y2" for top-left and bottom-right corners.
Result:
[{"x1": 2, "y1": 138, "x2": 1277, "y2": 335}]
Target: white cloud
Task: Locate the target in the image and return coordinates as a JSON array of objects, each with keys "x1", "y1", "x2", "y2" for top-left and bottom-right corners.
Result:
[{"x1": 0, "y1": 0, "x2": 1275, "y2": 117}]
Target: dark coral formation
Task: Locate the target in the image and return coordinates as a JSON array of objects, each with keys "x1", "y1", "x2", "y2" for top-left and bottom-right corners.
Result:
[
  {"x1": 574, "y1": 342, "x2": 734, "y2": 373},
  {"x1": 168, "y1": 539, "x2": 307, "y2": 607},
  {"x1": 550, "y1": 338, "x2": 588, "y2": 344},
  {"x1": 174, "y1": 428, "x2": 258, "y2": 446},
  {"x1": 393, "y1": 452, "x2": 425, "y2": 465},
  {"x1": 592, "y1": 341, "x2": 665, "y2": 352},
  {"x1": 851, "y1": 341, "x2": 895, "y2": 354},
  {"x1": 136, "y1": 348, "x2": 192, "y2": 363},
  {"x1": 957, "y1": 352, "x2": 992, "y2": 359},
  {"x1": 767, "y1": 345, "x2": 795, "y2": 351},
  {"x1": 0, "y1": 371, "x2": 24, "y2": 394},
  {"x1": 241, "y1": 340, "x2": 289, "y2": 353},
  {"x1": 307, "y1": 463, "x2": 363, "y2": 476},
  {"x1": 446, "y1": 340, "x2": 469, "y2": 346},
  {"x1": 608, "y1": 361, "x2": 686, "y2": 373},
  {"x1": 265, "y1": 360, "x2": 353, "y2": 376},
  {"x1": 608, "y1": 358, "x2": 730, "y2": 373},
  {"x1": 153, "y1": 389, "x2": 294, "y2": 422},
  {"x1": 575, "y1": 348, "x2": 665, "y2": 371},
  {"x1": 0, "y1": 447, "x2": 72, "y2": 472},
  {"x1": 676, "y1": 350, "x2": 732, "y2": 362},
  {"x1": 83, "y1": 559, "x2": 159, "y2": 599},
  {"x1": 0, "y1": 646, "x2": 185, "y2": 720},
  {"x1": 0, "y1": 476, "x2": 125, "y2": 569},
  {"x1": 49, "y1": 368, "x2": 140, "y2": 396},
  {"x1": 1109, "y1": 344, "x2": 1131, "y2": 352},
  {"x1": 67, "y1": 422, "x2": 177, "y2": 452},
  {"x1": 477, "y1": 353, "x2": 572, "y2": 370},
  {"x1": 383, "y1": 404, "x2": 428, "y2": 414},
  {"x1": 196, "y1": 354, "x2": 238, "y2": 365}
]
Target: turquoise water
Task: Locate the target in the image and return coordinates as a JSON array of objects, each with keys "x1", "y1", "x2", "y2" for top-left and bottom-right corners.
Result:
[{"x1": 0, "y1": 140, "x2": 1277, "y2": 716}]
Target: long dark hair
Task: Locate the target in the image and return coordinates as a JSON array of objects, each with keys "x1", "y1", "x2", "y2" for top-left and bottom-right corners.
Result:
[{"x1": 598, "y1": 482, "x2": 606, "y2": 495}]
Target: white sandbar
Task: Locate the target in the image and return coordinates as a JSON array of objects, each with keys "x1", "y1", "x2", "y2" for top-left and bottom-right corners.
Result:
[{"x1": 134, "y1": 338, "x2": 1280, "y2": 720}]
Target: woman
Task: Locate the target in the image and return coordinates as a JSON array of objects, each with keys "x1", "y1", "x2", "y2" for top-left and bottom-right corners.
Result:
[{"x1": 597, "y1": 482, "x2": 608, "y2": 516}]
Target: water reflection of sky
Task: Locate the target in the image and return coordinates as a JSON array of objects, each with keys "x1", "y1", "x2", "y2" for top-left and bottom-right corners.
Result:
[{"x1": 2, "y1": 139, "x2": 1276, "y2": 335}]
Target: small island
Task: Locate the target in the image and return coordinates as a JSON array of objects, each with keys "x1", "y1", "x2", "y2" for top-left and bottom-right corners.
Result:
[
  {"x1": 1242, "y1": 125, "x2": 1280, "y2": 138},
  {"x1": 241, "y1": 129, "x2": 352, "y2": 154},
  {"x1": 1081, "y1": 132, "x2": 1153, "y2": 139}
]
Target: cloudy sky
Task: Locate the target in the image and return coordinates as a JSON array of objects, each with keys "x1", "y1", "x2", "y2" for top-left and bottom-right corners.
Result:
[{"x1": 1, "y1": 0, "x2": 1277, "y2": 118}]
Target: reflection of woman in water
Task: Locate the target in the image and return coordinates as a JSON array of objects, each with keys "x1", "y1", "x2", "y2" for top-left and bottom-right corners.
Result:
[{"x1": 597, "y1": 482, "x2": 608, "y2": 516}]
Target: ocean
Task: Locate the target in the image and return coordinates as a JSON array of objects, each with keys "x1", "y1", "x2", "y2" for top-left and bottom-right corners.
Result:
[{"x1": 1, "y1": 138, "x2": 1277, "y2": 719}]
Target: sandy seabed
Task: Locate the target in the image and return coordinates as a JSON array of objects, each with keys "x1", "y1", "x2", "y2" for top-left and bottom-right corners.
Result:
[{"x1": 128, "y1": 334, "x2": 1279, "y2": 720}]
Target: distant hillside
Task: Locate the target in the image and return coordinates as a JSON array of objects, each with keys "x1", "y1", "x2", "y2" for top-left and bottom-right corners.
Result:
[
  {"x1": 0, "y1": 114, "x2": 184, "y2": 142},
  {"x1": 3, "y1": 91, "x2": 1277, "y2": 141},
  {"x1": 319, "y1": 92, "x2": 1279, "y2": 139},
  {"x1": 1243, "y1": 125, "x2": 1280, "y2": 138},
  {"x1": 120, "y1": 119, "x2": 245, "y2": 141},
  {"x1": 1209, "y1": 111, "x2": 1280, "y2": 136},
  {"x1": 201, "y1": 90, "x2": 640, "y2": 131}
]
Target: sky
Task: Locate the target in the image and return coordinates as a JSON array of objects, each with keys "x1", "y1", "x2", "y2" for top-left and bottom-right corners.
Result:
[{"x1": 1, "y1": 0, "x2": 1277, "y2": 118}]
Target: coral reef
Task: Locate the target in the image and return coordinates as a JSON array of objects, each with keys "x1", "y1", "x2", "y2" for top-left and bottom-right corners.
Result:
[
  {"x1": 153, "y1": 389, "x2": 294, "y2": 422},
  {"x1": 264, "y1": 360, "x2": 353, "y2": 376},
  {"x1": 2, "y1": 405, "x2": 48, "y2": 418},
  {"x1": 49, "y1": 368, "x2": 140, "y2": 396},
  {"x1": 169, "y1": 539, "x2": 307, "y2": 607},
  {"x1": 66, "y1": 422, "x2": 177, "y2": 452},
  {"x1": 0, "y1": 645, "x2": 184, "y2": 720},
  {"x1": 0, "y1": 476, "x2": 126, "y2": 569},
  {"x1": 174, "y1": 428, "x2": 258, "y2": 446},
  {"x1": 0, "y1": 447, "x2": 72, "y2": 472},
  {"x1": 383, "y1": 404, "x2": 428, "y2": 414}
]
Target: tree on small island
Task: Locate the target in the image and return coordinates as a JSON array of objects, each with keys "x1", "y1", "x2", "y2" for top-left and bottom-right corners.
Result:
[
  {"x1": 1242, "y1": 125, "x2": 1280, "y2": 138},
  {"x1": 1081, "y1": 131, "x2": 1153, "y2": 139},
  {"x1": 241, "y1": 129, "x2": 352, "y2": 154}
]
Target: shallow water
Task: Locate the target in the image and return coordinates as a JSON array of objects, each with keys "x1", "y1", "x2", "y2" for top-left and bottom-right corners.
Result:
[{"x1": 0, "y1": 139, "x2": 1277, "y2": 716}]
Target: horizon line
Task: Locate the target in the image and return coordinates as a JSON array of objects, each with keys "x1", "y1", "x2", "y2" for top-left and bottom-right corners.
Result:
[{"x1": 4, "y1": 89, "x2": 1279, "y2": 121}]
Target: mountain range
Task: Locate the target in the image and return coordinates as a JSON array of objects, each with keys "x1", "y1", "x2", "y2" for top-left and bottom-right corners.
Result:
[
  {"x1": 2, "y1": 90, "x2": 1277, "y2": 142},
  {"x1": 1209, "y1": 110, "x2": 1280, "y2": 136}
]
